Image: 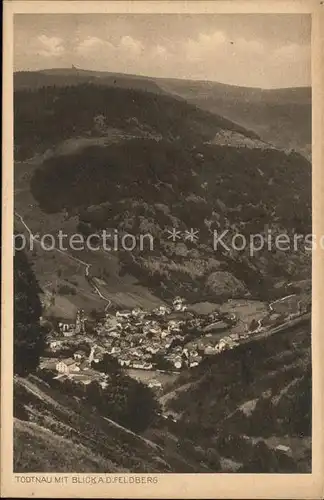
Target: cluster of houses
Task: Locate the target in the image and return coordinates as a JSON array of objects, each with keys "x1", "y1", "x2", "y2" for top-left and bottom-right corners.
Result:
[
  {"x1": 43, "y1": 298, "x2": 236, "y2": 379},
  {"x1": 39, "y1": 290, "x2": 310, "y2": 395},
  {"x1": 41, "y1": 296, "x2": 271, "y2": 390},
  {"x1": 91, "y1": 297, "x2": 242, "y2": 371},
  {"x1": 39, "y1": 345, "x2": 110, "y2": 388}
]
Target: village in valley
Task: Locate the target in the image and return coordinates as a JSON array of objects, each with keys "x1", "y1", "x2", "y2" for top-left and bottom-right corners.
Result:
[{"x1": 40, "y1": 293, "x2": 309, "y2": 392}]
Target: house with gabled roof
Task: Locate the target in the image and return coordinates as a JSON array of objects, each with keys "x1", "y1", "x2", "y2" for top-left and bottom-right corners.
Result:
[
  {"x1": 56, "y1": 358, "x2": 78, "y2": 374},
  {"x1": 73, "y1": 349, "x2": 86, "y2": 361}
]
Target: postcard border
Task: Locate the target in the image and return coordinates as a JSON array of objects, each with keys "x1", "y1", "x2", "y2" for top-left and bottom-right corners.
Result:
[{"x1": 2, "y1": 1, "x2": 323, "y2": 498}]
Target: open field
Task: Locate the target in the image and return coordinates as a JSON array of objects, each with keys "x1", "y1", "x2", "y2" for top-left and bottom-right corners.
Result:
[
  {"x1": 126, "y1": 369, "x2": 179, "y2": 387},
  {"x1": 188, "y1": 299, "x2": 269, "y2": 346},
  {"x1": 15, "y1": 160, "x2": 165, "y2": 314},
  {"x1": 92, "y1": 277, "x2": 165, "y2": 310},
  {"x1": 219, "y1": 299, "x2": 269, "y2": 322}
]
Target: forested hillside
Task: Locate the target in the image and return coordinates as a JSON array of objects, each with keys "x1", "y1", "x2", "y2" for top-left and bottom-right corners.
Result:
[
  {"x1": 19, "y1": 84, "x2": 311, "y2": 302},
  {"x1": 158, "y1": 79, "x2": 312, "y2": 158},
  {"x1": 158, "y1": 319, "x2": 312, "y2": 473},
  {"x1": 14, "y1": 83, "x2": 258, "y2": 161},
  {"x1": 14, "y1": 68, "x2": 312, "y2": 158}
]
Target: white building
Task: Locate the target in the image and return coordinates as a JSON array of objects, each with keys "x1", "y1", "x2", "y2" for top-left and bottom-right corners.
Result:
[
  {"x1": 56, "y1": 358, "x2": 78, "y2": 374},
  {"x1": 58, "y1": 321, "x2": 75, "y2": 335},
  {"x1": 132, "y1": 361, "x2": 146, "y2": 369},
  {"x1": 132, "y1": 307, "x2": 145, "y2": 318},
  {"x1": 149, "y1": 326, "x2": 162, "y2": 335},
  {"x1": 174, "y1": 359, "x2": 182, "y2": 369},
  {"x1": 161, "y1": 330, "x2": 171, "y2": 339},
  {"x1": 148, "y1": 379, "x2": 162, "y2": 389},
  {"x1": 107, "y1": 330, "x2": 120, "y2": 338},
  {"x1": 174, "y1": 303, "x2": 187, "y2": 312},
  {"x1": 116, "y1": 310, "x2": 132, "y2": 319},
  {"x1": 153, "y1": 305, "x2": 171, "y2": 316},
  {"x1": 110, "y1": 346, "x2": 121, "y2": 355},
  {"x1": 73, "y1": 350, "x2": 85, "y2": 360},
  {"x1": 119, "y1": 359, "x2": 131, "y2": 367},
  {"x1": 168, "y1": 320, "x2": 181, "y2": 333},
  {"x1": 48, "y1": 340, "x2": 62, "y2": 349}
]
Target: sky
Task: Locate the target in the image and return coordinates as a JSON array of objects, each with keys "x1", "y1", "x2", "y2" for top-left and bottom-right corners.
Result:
[{"x1": 14, "y1": 14, "x2": 311, "y2": 88}]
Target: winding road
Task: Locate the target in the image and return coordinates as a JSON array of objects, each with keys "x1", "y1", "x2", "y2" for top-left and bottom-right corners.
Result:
[
  {"x1": 268, "y1": 294, "x2": 296, "y2": 313},
  {"x1": 14, "y1": 211, "x2": 111, "y2": 310}
]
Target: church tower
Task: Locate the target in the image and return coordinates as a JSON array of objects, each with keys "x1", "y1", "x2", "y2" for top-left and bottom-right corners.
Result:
[{"x1": 75, "y1": 309, "x2": 85, "y2": 334}]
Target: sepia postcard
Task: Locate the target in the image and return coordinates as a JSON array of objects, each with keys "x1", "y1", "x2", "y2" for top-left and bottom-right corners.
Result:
[{"x1": 1, "y1": 0, "x2": 324, "y2": 498}]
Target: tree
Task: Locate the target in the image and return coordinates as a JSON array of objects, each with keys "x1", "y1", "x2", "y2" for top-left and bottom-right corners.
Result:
[
  {"x1": 85, "y1": 373, "x2": 161, "y2": 432},
  {"x1": 14, "y1": 247, "x2": 44, "y2": 375},
  {"x1": 278, "y1": 366, "x2": 312, "y2": 437},
  {"x1": 86, "y1": 381, "x2": 103, "y2": 409},
  {"x1": 151, "y1": 353, "x2": 174, "y2": 371},
  {"x1": 93, "y1": 353, "x2": 120, "y2": 374},
  {"x1": 89, "y1": 308, "x2": 105, "y2": 321},
  {"x1": 291, "y1": 367, "x2": 311, "y2": 436},
  {"x1": 249, "y1": 319, "x2": 258, "y2": 331},
  {"x1": 77, "y1": 220, "x2": 92, "y2": 237},
  {"x1": 122, "y1": 376, "x2": 161, "y2": 432},
  {"x1": 205, "y1": 447, "x2": 221, "y2": 470}
]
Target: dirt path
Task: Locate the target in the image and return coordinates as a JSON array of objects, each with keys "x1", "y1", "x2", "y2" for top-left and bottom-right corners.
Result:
[{"x1": 15, "y1": 211, "x2": 111, "y2": 310}]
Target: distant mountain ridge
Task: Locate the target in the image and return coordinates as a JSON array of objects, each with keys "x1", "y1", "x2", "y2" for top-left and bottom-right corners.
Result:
[
  {"x1": 157, "y1": 77, "x2": 311, "y2": 158},
  {"x1": 14, "y1": 67, "x2": 311, "y2": 157},
  {"x1": 15, "y1": 66, "x2": 311, "y2": 93},
  {"x1": 14, "y1": 67, "x2": 166, "y2": 95}
]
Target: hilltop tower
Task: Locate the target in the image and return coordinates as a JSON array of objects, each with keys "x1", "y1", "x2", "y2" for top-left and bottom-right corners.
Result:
[{"x1": 75, "y1": 309, "x2": 81, "y2": 334}]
